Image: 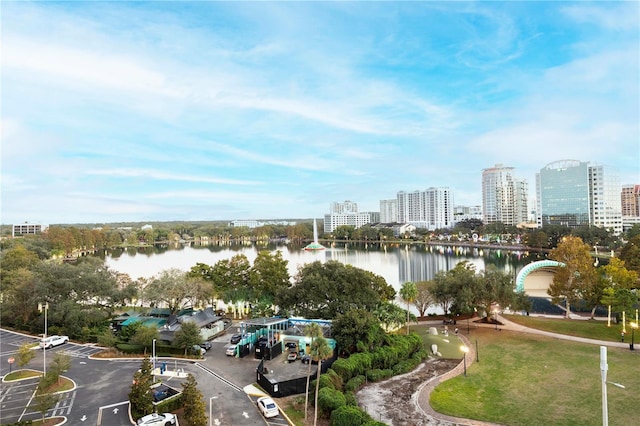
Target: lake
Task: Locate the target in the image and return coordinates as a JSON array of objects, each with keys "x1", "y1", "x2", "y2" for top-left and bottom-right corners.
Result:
[{"x1": 102, "y1": 241, "x2": 539, "y2": 295}]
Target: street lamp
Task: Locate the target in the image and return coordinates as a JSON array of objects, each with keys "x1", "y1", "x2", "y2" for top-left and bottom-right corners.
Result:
[
  {"x1": 38, "y1": 302, "x2": 48, "y2": 376},
  {"x1": 152, "y1": 339, "x2": 157, "y2": 379},
  {"x1": 630, "y1": 322, "x2": 638, "y2": 351},
  {"x1": 460, "y1": 345, "x2": 469, "y2": 377}
]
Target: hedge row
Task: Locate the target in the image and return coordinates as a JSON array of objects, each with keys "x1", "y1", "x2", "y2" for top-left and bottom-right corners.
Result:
[{"x1": 312, "y1": 333, "x2": 428, "y2": 425}]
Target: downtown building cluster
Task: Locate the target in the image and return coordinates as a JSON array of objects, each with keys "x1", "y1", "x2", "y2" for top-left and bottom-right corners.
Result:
[{"x1": 322, "y1": 159, "x2": 636, "y2": 236}]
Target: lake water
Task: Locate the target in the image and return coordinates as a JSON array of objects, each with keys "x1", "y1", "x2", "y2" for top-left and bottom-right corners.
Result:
[{"x1": 102, "y1": 242, "x2": 538, "y2": 295}]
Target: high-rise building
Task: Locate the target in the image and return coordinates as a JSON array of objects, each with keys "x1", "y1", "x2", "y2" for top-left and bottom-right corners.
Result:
[
  {"x1": 621, "y1": 184, "x2": 640, "y2": 217},
  {"x1": 324, "y1": 201, "x2": 375, "y2": 233},
  {"x1": 396, "y1": 188, "x2": 453, "y2": 230},
  {"x1": 482, "y1": 164, "x2": 528, "y2": 226},
  {"x1": 330, "y1": 200, "x2": 358, "y2": 214},
  {"x1": 536, "y1": 160, "x2": 622, "y2": 234},
  {"x1": 379, "y1": 199, "x2": 398, "y2": 223}
]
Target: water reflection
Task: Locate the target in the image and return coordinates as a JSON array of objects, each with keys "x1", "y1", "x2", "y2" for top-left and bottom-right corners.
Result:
[{"x1": 101, "y1": 242, "x2": 540, "y2": 294}]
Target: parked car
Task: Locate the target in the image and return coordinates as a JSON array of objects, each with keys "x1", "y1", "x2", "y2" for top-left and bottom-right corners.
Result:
[
  {"x1": 287, "y1": 351, "x2": 297, "y2": 362},
  {"x1": 226, "y1": 344, "x2": 237, "y2": 356},
  {"x1": 257, "y1": 396, "x2": 279, "y2": 418},
  {"x1": 191, "y1": 345, "x2": 206, "y2": 356},
  {"x1": 200, "y1": 341, "x2": 212, "y2": 351},
  {"x1": 301, "y1": 354, "x2": 319, "y2": 364},
  {"x1": 230, "y1": 334, "x2": 245, "y2": 344},
  {"x1": 39, "y1": 335, "x2": 69, "y2": 349},
  {"x1": 136, "y1": 412, "x2": 177, "y2": 425}
]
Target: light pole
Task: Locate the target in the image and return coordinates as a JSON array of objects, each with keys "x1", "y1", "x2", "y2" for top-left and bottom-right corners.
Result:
[
  {"x1": 38, "y1": 302, "x2": 48, "y2": 376},
  {"x1": 152, "y1": 339, "x2": 157, "y2": 379},
  {"x1": 475, "y1": 339, "x2": 479, "y2": 362},
  {"x1": 630, "y1": 322, "x2": 638, "y2": 351},
  {"x1": 460, "y1": 345, "x2": 469, "y2": 377},
  {"x1": 600, "y1": 346, "x2": 626, "y2": 426}
]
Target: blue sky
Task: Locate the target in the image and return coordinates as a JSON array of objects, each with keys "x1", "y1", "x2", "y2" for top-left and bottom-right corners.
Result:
[{"x1": 2, "y1": 1, "x2": 638, "y2": 225}]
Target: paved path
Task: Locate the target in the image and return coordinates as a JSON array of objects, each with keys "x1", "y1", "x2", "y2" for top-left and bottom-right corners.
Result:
[{"x1": 415, "y1": 315, "x2": 632, "y2": 426}]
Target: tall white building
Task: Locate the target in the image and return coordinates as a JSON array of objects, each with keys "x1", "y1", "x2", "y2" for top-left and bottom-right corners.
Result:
[
  {"x1": 379, "y1": 199, "x2": 398, "y2": 223},
  {"x1": 482, "y1": 164, "x2": 528, "y2": 226},
  {"x1": 396, "y1": 187, "x2": 454, "y2": 230},
  {"x1": 330, "y1": 200, "x2": 358, "y2": 214},
  {"x1": 536, "y1": 160, "x2": 622, "y2": 234},
  {"x1": 324, "y1": 200, "x2": 374, "y2": 233}
]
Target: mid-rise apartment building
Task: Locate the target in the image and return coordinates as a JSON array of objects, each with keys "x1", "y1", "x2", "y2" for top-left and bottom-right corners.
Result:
[
  {"x1": 621, "y1": 184, "x2": 640, "y2": 217},
  {"x1": 12, "y1": 223, "x2": 44, "y2": 237},
  {"x1": 324, "y1": 201, "x2": 376, "y2": 233},
  {"x1": 396, "y1": 187, "x2": 453, "y2": 230},
  {"x1": 453, "y1": 205, "x2": 483, "y2": 223},
  {"x1": 536, "y1": 160, "x2": 622, "y2": 234},
  {"x1": 482, "y1": 164, "x2": 528, "y2": 226},
  {"x1": 379, "y1": 199, "x2": 398, "y2": 223}
]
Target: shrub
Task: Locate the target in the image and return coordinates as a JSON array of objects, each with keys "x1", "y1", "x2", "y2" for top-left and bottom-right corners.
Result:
[
  {"x1": 317, "y1": 387, "x2": 346, "y2": 415},
  {"x1": 325, "y1": 368, "x2": 344, "y2": 391},
  {"x1": 366, "y1": 369, "x2": 392, "y2": 382},
  {"x1": 345, "y1": 375, "x2": 366, "y2": 392},
  {"x1": 330, "y1": 405, "x2": 372, "y2": 426},
  {"x1": 344, "y1": 390, "x2": 358, "y2": 406}
]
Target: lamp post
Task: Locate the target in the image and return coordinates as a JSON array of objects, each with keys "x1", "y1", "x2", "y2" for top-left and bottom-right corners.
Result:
[
  {"x1": 475, "y1": 339, "x2": 479, "y2": 362},
  {"x1": 460, "y1": 345, "x2": 469, "y2": 377},
  {"x1": 38, "y1": 302, "x2": 48, "y2": 376},
  {"x1": 630, "y1": 322, "x2": 638, "y2": 351},
  {"x1": 152, "y1": 339, "x2": 157, "y2": 380}
]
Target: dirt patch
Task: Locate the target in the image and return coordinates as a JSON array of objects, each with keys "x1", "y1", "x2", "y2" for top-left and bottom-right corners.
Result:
[{"x1": 356, "y1": 358, "x2": 459, "y2": 426}]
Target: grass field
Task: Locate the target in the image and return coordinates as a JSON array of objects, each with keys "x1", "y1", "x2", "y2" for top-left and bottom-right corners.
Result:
[
  {"x1": 422, "y1": 326, "x2": 639, "y2": 426},
  {"x1": 505, "y1": 314, "x2": 634, "y2": 342}
]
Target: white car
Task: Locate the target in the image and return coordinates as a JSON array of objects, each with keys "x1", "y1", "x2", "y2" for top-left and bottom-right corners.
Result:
[
  {"x1": 136, "y1": 412, "x2": 176, "y2": 425},
  {"x1": 39, "y1": 335, "x2": 69, "y2": 349},
  {"x1": 226, "y1": 344, "x2": 237, "y2": 356},
  {"x1": 257, "y1": 396, "x2": 279, "y2": 418}
]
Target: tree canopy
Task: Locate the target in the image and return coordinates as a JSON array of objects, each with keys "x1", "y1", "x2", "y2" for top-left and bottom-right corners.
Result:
[{"x1": 276, "y1": 260, "x2": 395, "y2": 319}]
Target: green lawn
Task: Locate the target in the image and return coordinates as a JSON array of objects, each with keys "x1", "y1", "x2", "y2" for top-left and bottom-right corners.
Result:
[
  {"x1": 424, "y1": 327, "x2": 639, "y2": 426},
  {"x1": 505, "y1": 314, "x2": 632, "y2": 342},
  {"x1": 408, "y1": 324, "x2": 466, "y2": 359}
]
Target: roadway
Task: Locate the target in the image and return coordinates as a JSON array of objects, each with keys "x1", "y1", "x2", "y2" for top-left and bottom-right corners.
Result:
[{"x1": 0, "y1": 328, "x2": 289, "y2": 425}]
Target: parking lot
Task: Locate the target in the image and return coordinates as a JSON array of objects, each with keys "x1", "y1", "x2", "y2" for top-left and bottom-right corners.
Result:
[{"x1": 0, "y1": 328, "x2": 290, "y2": 425}]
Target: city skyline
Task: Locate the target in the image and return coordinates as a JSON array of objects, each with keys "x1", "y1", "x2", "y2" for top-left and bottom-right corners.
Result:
[{"x1": 2, "y1": 2, "x2": 638, "y2": 224}]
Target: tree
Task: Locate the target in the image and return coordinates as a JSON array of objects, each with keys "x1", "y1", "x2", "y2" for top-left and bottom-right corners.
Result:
[
  {"x1": 144, "y1": 269, "x2": 197, "y2": 314},
  {"x1": 431, "y1": 262, "x2": 477, "y2": 316},
  {"x1": 619, "y1": 235, "x2": 640, "y2": 277},
  {"x1": 471, "y1": 267, "x2": 517, "y2": 318},
  {"x1": 181, "y1": 374, "x2": 207, "y2": 426},
  {"x1": 50, "y1": 352, "x2": 71, "y2": 385},
  {"x1": 601, "y1": 258, "x2": 639, "y2": 290},
  {"x1": 311, "y1": 336, "x2": 333, "y2": 426},
  {"x1": 131, "y1": 326, "x2": 159, "y2": 355},
  {"x1": 249, "y1": 250, "x2": 290, "y2": 305},
  {"x1": 277, "y1": 261, "x2": 395, "y2": 319},
  {"x1": 129, "y1": 356, "x2": 155, "y2": 419},
  {"x1": 303, "y1": 322, "x2": 323, "y2": 422},
  {"x1": 547, "y1": 236, "x2": 597, "y2": 318},
  {"x1": 173, "y1": 320, "x2": 203, "y2": 356},
  {"x1": 373, "y1": 302, "x2": 409, "y2": 332},
  {"x1": 399, "y1": 282, "x2": 417, "y2": 335},
  {"x1": 331, "y1": 308, "x2": 384, "y2": 354},
  {"x1": 16, "y1": 342, "x2": 36, "y2": 368},
  {"x1": 34, "y1": 391, "x2": 59, "y2": 422},
  {"x1": 413, "y1": 280, "x2": 435, "y2": 317},
  {"x1": 97, "y1": 329, "x2": 118, "y2": 350}
]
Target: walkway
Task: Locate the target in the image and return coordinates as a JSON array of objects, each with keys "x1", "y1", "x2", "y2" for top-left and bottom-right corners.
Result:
[{"x1": 415, "y1": 315, "x2": 631, "y2": 426}]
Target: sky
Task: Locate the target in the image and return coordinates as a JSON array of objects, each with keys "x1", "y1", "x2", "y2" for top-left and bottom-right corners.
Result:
[{"x1": 1, "y1": 1, "x2": 639, "y2": 225}]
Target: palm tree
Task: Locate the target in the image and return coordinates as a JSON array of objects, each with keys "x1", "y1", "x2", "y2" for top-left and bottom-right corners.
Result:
[
  {"x1": 400, "y1": 281, "x2": 417, "y2": 334},
  {"x1": 312, "y1": 336, "x2": 332, "y2": 426},
  {"x1": 303, "y1": 322, "x2": 322, "y2": 422}
]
